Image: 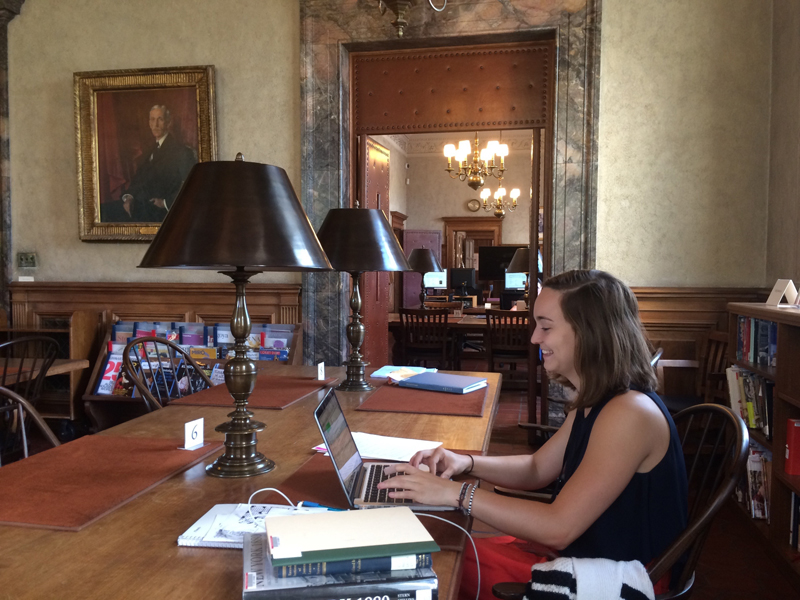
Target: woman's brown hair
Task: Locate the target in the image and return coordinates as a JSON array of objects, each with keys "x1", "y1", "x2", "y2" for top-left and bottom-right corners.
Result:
[{"x1": 542, "y1": 269, "x2": 657, "y2": 411}]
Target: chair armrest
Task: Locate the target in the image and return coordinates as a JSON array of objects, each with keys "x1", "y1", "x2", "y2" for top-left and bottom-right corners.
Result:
[
  {"x1": 494, "y1": 486, "x2": 554, "y2": 504},
  {"x1": 492, "y1": 582, "x2": 527, "y2": 600},
  {"x1": 517, "y1": 422, "x2": 560, "y2": 434},
  {"x1": 657, "y1": 359, "x2": 700, "y2": 369}
]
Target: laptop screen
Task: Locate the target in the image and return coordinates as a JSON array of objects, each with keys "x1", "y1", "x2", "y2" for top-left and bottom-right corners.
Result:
[{"x1": 314, "y1": 389, "x2": 363, "y2": 502}]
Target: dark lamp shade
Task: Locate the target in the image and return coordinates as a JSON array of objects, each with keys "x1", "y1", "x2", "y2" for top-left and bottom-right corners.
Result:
[
  {"x1": 507, "y1": 247, "x2": 531, "y2": 274},
  {"x1": 316, "y1": 208, "x2": 411, "y2": 273},
  {"x1": 408, "y1": 248, "x2": 442, "y2": 274},
  {"x1": 139, "y1": 160, "x2": 332, "y2": 271}
]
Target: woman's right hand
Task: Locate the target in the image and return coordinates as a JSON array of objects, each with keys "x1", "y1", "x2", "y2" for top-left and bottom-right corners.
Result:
[{"x1": 409, "y1": 447, "x2": 472, "y2": 479}]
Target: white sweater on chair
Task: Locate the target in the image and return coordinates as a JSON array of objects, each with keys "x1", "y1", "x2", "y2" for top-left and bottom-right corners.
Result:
[{"x1": 525, "y1": 556, "x2": 655, "y2": 600}]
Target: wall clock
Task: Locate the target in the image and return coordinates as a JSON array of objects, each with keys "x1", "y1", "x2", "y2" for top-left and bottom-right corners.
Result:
[{"x1": 467, "y1": 199, "x2": 481, "y2": 212}]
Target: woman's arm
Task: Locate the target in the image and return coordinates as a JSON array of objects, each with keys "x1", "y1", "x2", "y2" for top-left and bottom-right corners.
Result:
[
  {"x1": 406, "y1": 411, "x2": 576, "y2": 491},
  {"x1": 383, "y1": 390, "x2": 670, "y2": 550}
]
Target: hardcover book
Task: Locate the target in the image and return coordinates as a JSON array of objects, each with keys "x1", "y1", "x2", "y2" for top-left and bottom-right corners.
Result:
[
  {"x1": 264, "y1": 506, "x2": 440, "y2": 567},
  {"x1": 397, "y1": 372, "x2": 487, "y2": 395}
]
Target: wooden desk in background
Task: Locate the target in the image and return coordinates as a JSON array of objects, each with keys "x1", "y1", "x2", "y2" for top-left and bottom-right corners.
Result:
[{"x1": 0, "y1": 363, "x2": 501, "y2": 600}]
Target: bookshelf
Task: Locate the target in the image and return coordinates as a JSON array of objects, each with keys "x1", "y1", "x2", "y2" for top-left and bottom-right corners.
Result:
[{"x1": 728, "y1": 302, "x2": 800, "y2": 586}]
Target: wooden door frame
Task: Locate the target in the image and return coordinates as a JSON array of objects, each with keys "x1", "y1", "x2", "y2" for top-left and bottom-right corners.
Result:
[
  {"x1": 348, "y1": 39, "x2": 555, "y2": 425},
  {"x1": 441, "y1": 217, "x2": 502, "y2": 269}
]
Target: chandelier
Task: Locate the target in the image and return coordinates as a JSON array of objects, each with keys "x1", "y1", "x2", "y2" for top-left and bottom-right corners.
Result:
[
  {"x1": 480, "y1": 186, "x2": 520, "y2": 219},
  {"x1": 443, "y1": 132, "x2": 508, "y2": 190},
  {"x1": 377, "y1": 0, "x2": 446, "y2": 38}
]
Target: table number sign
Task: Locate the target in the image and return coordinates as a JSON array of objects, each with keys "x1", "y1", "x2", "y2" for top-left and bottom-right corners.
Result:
[
  {"x1": 317, "y1": 362, "x2": 325, "y2": 381},
  {"x1": 183, "y1": 418, "x2": 204, "y2": 451}
]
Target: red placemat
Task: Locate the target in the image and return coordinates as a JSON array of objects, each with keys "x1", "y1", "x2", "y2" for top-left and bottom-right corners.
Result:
[
  {"x1": 170, "y1": 375, "x2": 337, "y2": 409},
  {"x1": 276, "y1": 452, "x2": 473, "y2": 551},
  {"x1": 0, "y1": 436, "x2": 222, "y2": 531},
  {"x1": 356, "y1": 384, "x2": 487, "y2": 417}
]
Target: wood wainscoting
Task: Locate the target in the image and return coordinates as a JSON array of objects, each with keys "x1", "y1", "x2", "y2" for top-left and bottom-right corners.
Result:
[
  {"x1": 633, "y1": 286, "x2": 767, "y2": 396},
  {"x1": 9, "y1": 282, "x2": 302, "y2": 331}
]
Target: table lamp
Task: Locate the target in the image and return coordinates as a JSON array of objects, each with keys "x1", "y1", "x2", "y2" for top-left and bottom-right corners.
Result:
[
  {"x1": 507, "y1": 247, "x2": 531, "y2": 307},
  {"x1": 317, "y1": 207, "x2": 411, "y2": 392},
  {"x1": 138, "y1": 154, "x2": 332, "y2": 478},
  {"x1": 407, "y1": 248, "x2": 442, "y2": 308}
]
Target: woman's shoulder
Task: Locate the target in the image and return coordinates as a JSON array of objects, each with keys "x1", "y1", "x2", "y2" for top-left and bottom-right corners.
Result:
[{"x1": 596, "y1": 389, "x2": 667, "y2": 431}]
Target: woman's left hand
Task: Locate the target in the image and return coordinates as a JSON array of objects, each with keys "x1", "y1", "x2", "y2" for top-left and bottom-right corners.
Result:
[{"x1": 377, "y1": 463, "x2": 462, "y2": 507}]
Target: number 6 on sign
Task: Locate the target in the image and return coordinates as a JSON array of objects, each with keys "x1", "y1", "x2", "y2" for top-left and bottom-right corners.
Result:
[{"x1": 183, "y1": 417, "x2": 204, "y2": 451}]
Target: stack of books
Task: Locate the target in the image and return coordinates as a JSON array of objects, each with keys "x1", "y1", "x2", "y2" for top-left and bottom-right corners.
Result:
[{"x1": 242, "y1": 506, "x2": 439, "y2": 599}]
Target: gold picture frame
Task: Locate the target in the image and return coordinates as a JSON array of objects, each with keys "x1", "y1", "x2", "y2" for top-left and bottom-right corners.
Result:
[{"x1": 74, "y1": 65, "x2": 217, "y2": 241}]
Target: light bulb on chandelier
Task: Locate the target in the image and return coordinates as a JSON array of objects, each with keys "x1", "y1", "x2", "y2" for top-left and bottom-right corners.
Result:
[
  {"x1": 444, "y1": 132, "x2": 508, "y2": 190},
  {"x1": 480, "y1": 186, "x2": 520, "y2": 219}
]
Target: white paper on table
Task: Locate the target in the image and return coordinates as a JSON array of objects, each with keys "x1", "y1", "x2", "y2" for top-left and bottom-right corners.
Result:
[
  {"x1": 201, "y1": 503, "x2": 328, "y2": 545},
  {"x1": 313, "y1": 432, "x2": 442, "y2": 462}
]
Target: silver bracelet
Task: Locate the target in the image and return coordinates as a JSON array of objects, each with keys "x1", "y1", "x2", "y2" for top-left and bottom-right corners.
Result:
[{"x1": 467, "y1": 483, "x2": 477, "y2": 516}]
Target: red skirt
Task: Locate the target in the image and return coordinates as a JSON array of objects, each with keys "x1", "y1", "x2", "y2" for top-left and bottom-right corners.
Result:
[{"x1": 457, "y1": 536, "x2": 668, "y2": 599}]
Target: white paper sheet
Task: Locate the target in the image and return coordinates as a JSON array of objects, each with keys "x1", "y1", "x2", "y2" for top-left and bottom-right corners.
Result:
[{"x1": 313, "y1": 432, "x2": 442, "y2": 462}]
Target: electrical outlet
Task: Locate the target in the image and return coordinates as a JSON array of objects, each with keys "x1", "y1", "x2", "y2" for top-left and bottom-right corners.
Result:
[{"x1": 17, "y1": 252, "x2": 37, "y2": 268}]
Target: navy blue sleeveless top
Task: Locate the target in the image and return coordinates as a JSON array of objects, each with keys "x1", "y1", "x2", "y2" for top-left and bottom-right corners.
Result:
[{"x1": 559, "y1": 388, "x2": 688, "y2": 565}]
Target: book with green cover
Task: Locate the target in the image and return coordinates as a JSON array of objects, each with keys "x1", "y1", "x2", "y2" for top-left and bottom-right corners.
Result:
[{"x1": 264, "y1": 506, "x2": 440, "y2": 568}]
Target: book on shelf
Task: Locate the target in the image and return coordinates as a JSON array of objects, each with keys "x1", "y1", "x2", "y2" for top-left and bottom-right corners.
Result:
[
  {"x1": 746, "y1": 449, "x2": 769, "y2": 520},
  {"x1": 786, "y1": 419, "x2": 800, "y2": 476},
  {"x1": 243, "y1": 532, "x2": 438, "y2": 600},
  {"x1": 791, "y1": 493, "x2": 800, "y2": 550},
  {"x1": 263, "y1": 506, "x2": 440, "y2": 568},
  {"x1": 94, "y1": 352, "x2": 124, "y2": 395},
  {"x1": 725, "y1": 366, "x2": 746, "y2": 421},
  {"x1": 397, "y1": 372, "x2": 487, "y2": 395}
]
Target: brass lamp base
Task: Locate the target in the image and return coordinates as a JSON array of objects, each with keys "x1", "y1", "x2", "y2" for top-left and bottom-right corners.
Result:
[
  {"x1": 337, "y1": 358, "x2": 374, "y2": 392},
  {"x1": 337, "y1": 270, "x2": 374, "y2": 392},
  {"x1": 206, "y1": 268, "x2": 276, "y2": 478},
  {"x1": 206, "y1": 417, "x2": 276, "y2": 478}
]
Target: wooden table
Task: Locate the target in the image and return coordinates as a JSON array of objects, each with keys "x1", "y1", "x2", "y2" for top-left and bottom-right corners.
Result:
[
  {"x1": 2, "y1": 357, "x2": 89, "y2": 383},
  {"x1": 0, "y1": 363, "x2": 501, "y2": 600}
]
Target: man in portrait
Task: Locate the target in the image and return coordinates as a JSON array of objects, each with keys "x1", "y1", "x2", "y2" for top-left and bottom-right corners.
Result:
[{"x1": 100, "y1": 104, "x2": 196, "y2": 222}]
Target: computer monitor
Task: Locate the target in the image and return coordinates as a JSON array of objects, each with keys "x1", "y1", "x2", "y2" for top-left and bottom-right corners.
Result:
[
  {"x1": 422, "y1": 269, "x2": 447, "y2": 289},
  {"x1": 505, "y1": 272, "x2": 527, "y2": 291},
  {"x1": 449, "y1": 268, "x2": 476, "y2": 291},
  {"x1": 478, "y1": 245, "x2": 526, "y2": 281}
]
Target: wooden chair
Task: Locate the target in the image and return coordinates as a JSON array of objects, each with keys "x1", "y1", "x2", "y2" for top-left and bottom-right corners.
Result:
[
  {"x1": 486, "y1": 309, "x2": 530, "y2": 388},
  {"x1": 657, "y1": 331, "x2": 729, "y2": 413},
  {"x1": 492, "y1": 403, "x2": 749, "y2": 600},
  {"x1": 0, "y1": 385, "x2": 60, "y2": 466},
  {"x1": 122, "y1": 337, "x2": 213, "y2": 411},
  {"x1": 398, "y1": 308, "x2": 453, "y2": 369},
  {"x1": 0, "y1": 336, "x2": 59, "y2": 409}
]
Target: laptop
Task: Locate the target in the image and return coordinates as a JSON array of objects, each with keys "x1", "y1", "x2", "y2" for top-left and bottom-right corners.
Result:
[{"x1": 314, "y1": 388, "x2": 454, "y2": 511}]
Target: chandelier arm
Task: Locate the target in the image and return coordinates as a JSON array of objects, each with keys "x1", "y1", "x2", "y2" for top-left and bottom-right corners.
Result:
[{"x1": 428, "y1": 0, "x2": 447, "y2": 11}]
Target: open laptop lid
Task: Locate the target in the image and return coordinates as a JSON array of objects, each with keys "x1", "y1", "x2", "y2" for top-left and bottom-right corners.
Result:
[{"x1": 314, "y1": 388, "x2": 362, "y2": 508}]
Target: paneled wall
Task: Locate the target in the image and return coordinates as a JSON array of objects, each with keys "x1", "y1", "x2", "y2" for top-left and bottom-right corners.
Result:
[{"x1": 10, "y1": 282, "x2": 302, "y2": 336}]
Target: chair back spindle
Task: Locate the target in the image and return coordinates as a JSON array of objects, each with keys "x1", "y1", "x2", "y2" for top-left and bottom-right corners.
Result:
[{"x1": 123, "y1": 337, "x2": 214, "y2": 412}]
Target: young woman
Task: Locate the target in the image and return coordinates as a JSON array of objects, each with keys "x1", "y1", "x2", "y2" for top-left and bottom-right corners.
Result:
[{"x1": 377, "y1": 269, "x2": 688, "y2": 598}]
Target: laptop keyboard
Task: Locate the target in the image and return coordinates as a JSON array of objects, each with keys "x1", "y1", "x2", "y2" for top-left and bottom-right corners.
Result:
[{"x1": 364, "y1": 464, "x2": 412, "y2": 504}]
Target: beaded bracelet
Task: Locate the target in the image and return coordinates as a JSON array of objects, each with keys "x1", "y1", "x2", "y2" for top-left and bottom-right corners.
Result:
[
  {"x1": 460, "y1": 484, "x2": 473, "y2": 515},
  {"x1": 467, "y1": 483, "x2": 478, "y2": 516},
  {"x1": 463, "y1": 454, "x2": 475, "y2": 475},
  {"x1": 457, "y1": 482, "x2": 469, "y2": 512}
]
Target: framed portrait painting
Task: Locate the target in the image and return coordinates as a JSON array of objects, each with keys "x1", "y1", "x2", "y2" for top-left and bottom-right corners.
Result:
[{"x1": 74, "y1": 65, "x2": 217, "y2": 241}]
